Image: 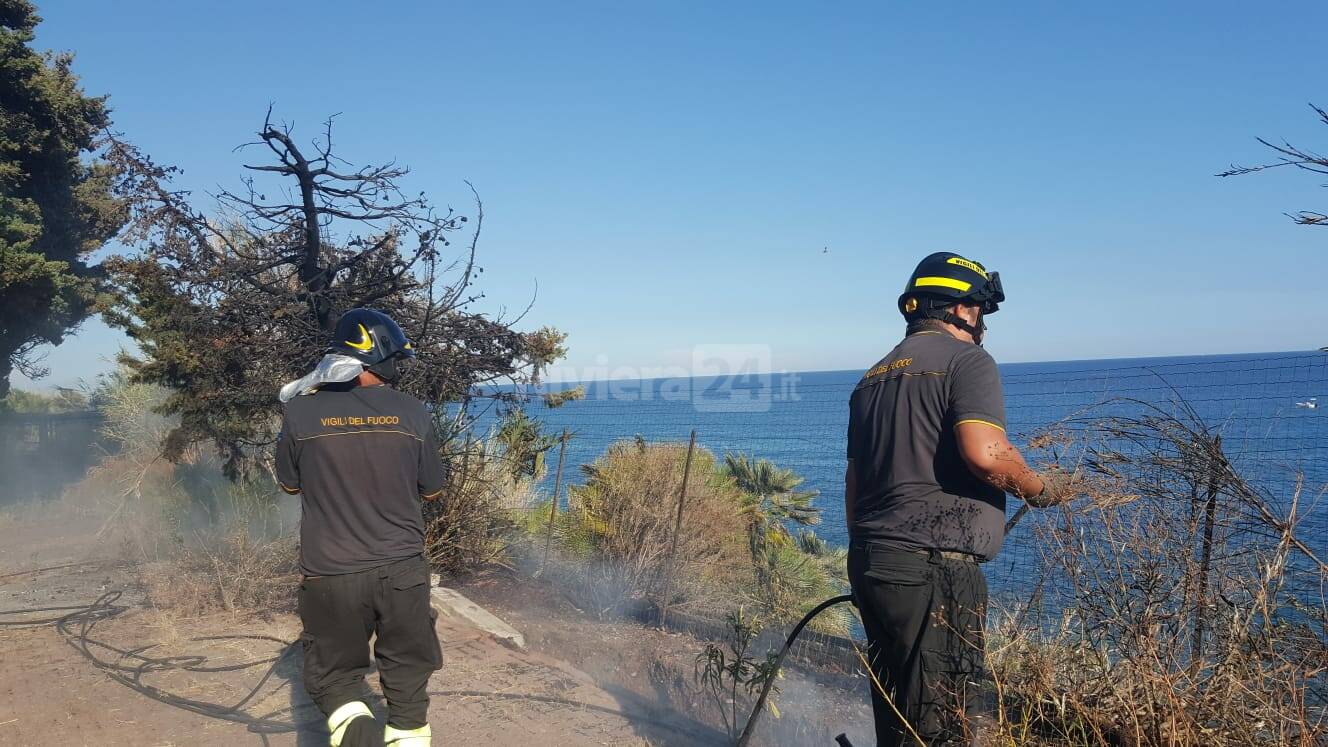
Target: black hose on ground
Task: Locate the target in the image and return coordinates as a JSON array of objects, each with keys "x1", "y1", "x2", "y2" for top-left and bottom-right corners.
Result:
[
  {"x1": 56, "y1": 592, "x2": 301, "y2": 733},
  {"x1": 0, "y1": 590, "x2": 304, "y2": 739},
  {"x1": 3, "y1": 589, "x2": 716, "y2": 745},
  {"x1": 2, "y1": 562, "x2": 894, "y2": 745},
  {"x1": 0, "y1": 560, "x2": 108, "y2": 583},
  {"x1": 734, "y1": 593, "x2": 856, "y2": 747}
]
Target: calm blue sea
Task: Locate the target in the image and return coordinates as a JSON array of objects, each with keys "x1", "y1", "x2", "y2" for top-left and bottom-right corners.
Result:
[{"x1": 469, "y1": 350, "x2": 1328, "y2": 597}]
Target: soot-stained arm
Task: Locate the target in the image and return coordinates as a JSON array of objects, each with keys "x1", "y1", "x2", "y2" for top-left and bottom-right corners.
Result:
[{"x1": 955, "y1": 421, "x2": 1046, "y2": 502}]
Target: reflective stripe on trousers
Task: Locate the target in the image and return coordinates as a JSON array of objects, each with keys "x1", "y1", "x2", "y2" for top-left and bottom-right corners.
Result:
[
  {"x1": 327, "y1": 701, "x2": 373, "y2": 747},
  {"x1": 385, "y1": 723, "x2": 431, "y2": 746}
]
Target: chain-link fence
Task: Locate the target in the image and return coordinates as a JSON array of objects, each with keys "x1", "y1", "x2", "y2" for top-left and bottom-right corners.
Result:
[{"x1": 453, "y1": 351, "x2": 1328, "y2": 649}]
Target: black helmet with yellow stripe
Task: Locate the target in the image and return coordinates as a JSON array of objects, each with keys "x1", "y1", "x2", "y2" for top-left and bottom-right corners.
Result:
[
  {"x1": 328, "y1": 308, "x2": 416, "y2": 368},
  {"x1": 898, "y1": 252, "x2": 1004, "y2": 336}
]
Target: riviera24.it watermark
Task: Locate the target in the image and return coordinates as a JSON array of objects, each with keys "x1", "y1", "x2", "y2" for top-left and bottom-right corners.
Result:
[
  {"x1": 691, "y1": 344, "x2": 772, "y2": 412},
  {"x1": 539, "y1": 345, "x2": 801, "y2": 412}
]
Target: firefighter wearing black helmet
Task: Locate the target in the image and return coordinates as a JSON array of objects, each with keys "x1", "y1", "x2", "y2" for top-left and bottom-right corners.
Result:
[
  {"x1": 275, "y1": 308, "x2": 446, "y2": 747},
  {"x1": 845, "y1": 253, "x2": 1077, "y2": 746}
]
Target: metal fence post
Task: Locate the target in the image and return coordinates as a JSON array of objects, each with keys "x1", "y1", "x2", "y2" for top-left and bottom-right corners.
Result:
[
  {"x1": 541, "y1": 428, "x2": 570, "y2": 575},
  {"x1": 658, "y1": 429, "x2": 697, "y2": 629},
  {"x1": 1191, "y1": 434, "x2": 1223, "y2": 667}
]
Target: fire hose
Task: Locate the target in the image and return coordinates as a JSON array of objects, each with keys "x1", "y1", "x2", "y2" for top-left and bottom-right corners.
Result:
[
  {"x1": 736, "y1": 506, "x2": 1033, "y2": 745},
  {"x1": 734, "y1": 593, "x2": 856, "y2": 746}
]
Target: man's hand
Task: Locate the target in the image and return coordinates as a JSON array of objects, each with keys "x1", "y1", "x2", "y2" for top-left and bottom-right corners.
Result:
[{"x1": 1026, "y1": 466, "x2": 1079, "y2": 508}]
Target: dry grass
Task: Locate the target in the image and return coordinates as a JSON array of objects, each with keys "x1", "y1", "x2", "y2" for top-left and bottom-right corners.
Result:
[
  {"x1": 139, "y1": 529, "x2": 299, "y2": 617},
  {"x1": 126, "y1": 465, "x2": 299, "y2": 617},
  {"x1": 423, "y1": 436, "x2": 537, "y2": 578},
  {"x1": 61, "y1": 374, "x2": 304, "y2": 616},
  {"x1": 980, "y1": 406, "x2": 1328, "y2": 746}
]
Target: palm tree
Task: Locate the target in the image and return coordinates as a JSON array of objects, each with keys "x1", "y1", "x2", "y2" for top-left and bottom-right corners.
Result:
[
  {"x1": 724, "y1": 453, "x2": 819, "y2": 532},
  {"x1": 722, "y1": 453, "x2": 821, "y2": 618},
  {"x1": 790, "y1": 529, "x2": 852, "y2": 633}
]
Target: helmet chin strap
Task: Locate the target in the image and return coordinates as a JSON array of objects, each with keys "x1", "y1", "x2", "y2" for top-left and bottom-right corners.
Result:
[
  {"x1": 367, "y1": 355, "x2": 403, "y2": 384},
  {"x1": 934, "y1": 310, "x2": 985, "y2": 346}
]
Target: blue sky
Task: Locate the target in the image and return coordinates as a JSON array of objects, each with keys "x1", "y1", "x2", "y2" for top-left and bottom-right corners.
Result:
[{"x1": 13, "y1": 1, "x2": 1328, "y2": 391}]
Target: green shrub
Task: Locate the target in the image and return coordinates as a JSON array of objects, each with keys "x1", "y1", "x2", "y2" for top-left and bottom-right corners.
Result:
[
  {"x1": 547, "y1": 439, "x2": 748, "y2": 616},
  {"x1": 535, "y1": 439, "x2": 850, "y2": 631}
]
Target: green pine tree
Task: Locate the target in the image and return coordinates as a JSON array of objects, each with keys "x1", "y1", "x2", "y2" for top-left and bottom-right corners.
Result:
[{"x1": 0, "y1": 0, "x2": 125, "y2": 396}]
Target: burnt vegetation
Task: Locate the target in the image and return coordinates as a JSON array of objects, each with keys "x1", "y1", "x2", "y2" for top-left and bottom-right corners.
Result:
[
  {"x1": 102, "y1": 110, "x2": 564, "y2": 475},
  {"x1": 985, "y1": 401, "x2": 1328, "y2": 746}
]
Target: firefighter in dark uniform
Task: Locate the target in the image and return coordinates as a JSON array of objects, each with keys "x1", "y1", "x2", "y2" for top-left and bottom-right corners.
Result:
[
  {"x1": 845, "y1": 253, "x2": 1077, "y2": 746},
  {"x1": 276, "y1": 309, "x2": 447, "y2": 747}
]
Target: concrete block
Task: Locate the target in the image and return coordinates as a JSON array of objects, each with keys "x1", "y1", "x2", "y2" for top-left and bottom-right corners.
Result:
[{"x1": 430, "y1": 586, "x2": 526, "y2": 650}]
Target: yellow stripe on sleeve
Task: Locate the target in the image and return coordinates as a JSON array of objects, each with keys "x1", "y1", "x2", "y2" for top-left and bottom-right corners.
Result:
[{"x1": 955, "y1": 418, "x2": 1006, "y2": 433}]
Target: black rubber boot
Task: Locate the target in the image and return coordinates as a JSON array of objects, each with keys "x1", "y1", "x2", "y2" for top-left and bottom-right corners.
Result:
[{"x1": 342, "y1": 715, "x2": 385, "y2": 747}]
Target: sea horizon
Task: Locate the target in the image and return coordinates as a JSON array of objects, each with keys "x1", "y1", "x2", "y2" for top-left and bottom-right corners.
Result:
[{"x1": 521, "y1": 348, "x2": 1327, "y2": 394}]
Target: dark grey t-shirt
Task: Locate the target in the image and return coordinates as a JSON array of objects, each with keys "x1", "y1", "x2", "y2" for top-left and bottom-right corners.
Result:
[
  {"x1": 275, "y1": 383, "x2": 448, "y2": 576},
  {"x1": 847, "y1": 330, "x2": 1008, "y2": 559}
]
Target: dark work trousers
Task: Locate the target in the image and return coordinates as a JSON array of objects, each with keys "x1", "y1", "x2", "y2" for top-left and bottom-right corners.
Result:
[
  {"x1": 298, "y1": 554, "x2": 443, "y2": 730},
  {"x1": 848, "y1": 542, "x2": 988, "y2": 747}
]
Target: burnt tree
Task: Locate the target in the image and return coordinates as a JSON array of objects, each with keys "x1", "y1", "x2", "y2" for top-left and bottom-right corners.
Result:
[{"x1": 103, "y1": 112, "x2": 563, "y2": 475}]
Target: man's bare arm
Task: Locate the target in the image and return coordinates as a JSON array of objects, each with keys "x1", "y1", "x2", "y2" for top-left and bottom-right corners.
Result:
[{"x1": 955, "y1": 421, "x2": 1061, "y2": 505}]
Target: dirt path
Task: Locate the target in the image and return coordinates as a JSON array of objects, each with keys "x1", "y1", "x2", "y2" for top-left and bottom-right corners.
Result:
[
  {"x1": 461, "y1": 575, "x2": 873, "y2": 746},
  {"x1": 0, "y1": 516, "x2": 709, "y2": 746},
  {"x1": 0, "y1": 509, "x2": 870, "y2": 745}
]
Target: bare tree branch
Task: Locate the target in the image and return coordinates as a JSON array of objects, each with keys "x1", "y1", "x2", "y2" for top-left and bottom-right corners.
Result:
[
  {"x1": 101, "y1": 113, "x2": 564, "y2": 477},
  {"x1": 1218, "y1": 104, "x2": 1328, "y2": 227}
]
